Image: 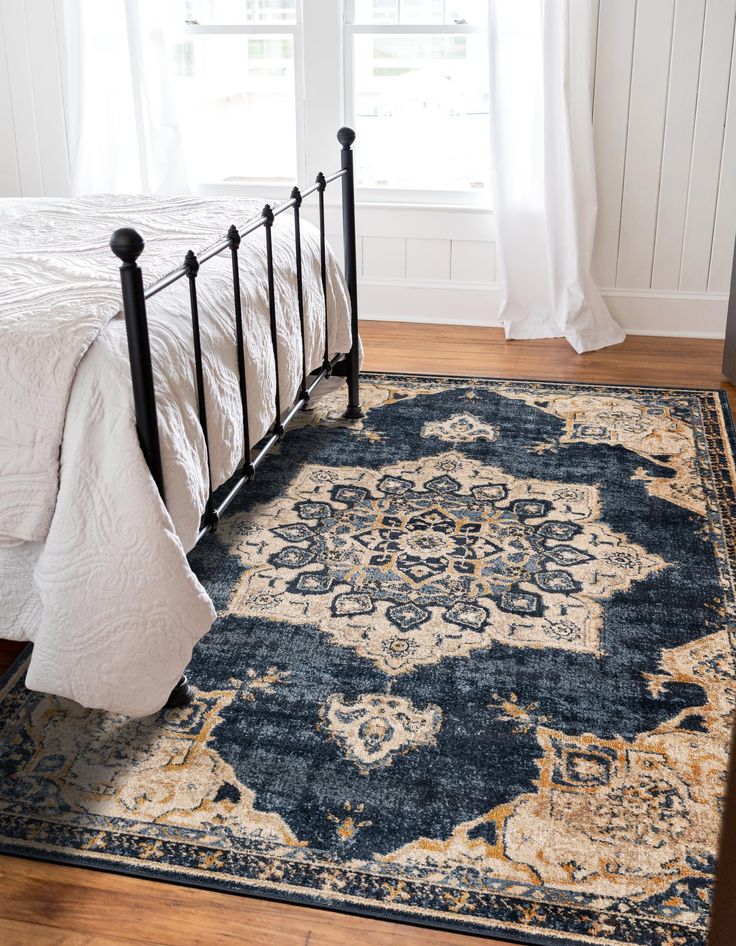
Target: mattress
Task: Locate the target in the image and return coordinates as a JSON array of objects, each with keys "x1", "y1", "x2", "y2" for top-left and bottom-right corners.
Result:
[{"x1": 0, "y1": 195, "x2": 353, "y2": 716}]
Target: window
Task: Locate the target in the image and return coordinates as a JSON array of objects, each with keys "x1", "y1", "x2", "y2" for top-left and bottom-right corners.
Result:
[
  {"x1": 162, "y1": 0, "x2": 300, "y2": 186},
  {"x1": 345, "y1": 0, "x2": 490, "y2": 196},
  {"x1": 161, "y1": 1, "x2": 491, "y2": 205}
]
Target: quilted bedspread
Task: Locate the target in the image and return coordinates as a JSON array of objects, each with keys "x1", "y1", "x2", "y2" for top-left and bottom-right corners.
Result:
[{"x1": 0, "y1": 195, "x2": 352, "y2": 715}]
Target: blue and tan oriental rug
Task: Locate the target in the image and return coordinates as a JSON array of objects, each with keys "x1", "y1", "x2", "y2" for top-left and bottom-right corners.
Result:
[{"x1": 1, "y1": 373, "x2": 735, "y2": 946}]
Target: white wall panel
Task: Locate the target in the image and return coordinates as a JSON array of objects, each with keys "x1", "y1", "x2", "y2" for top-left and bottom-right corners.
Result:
[
  {"x1": 650, "y1": 0, "x2": 706, "y2": 290},
  {"x1": 1, "y1": 0, "x2": 43, "y2": 195},
  {"x1": 0, "y1": 0, "x2": 69, "y2": 197},
  {"x1": 679, "y1": 0, "x2": 736, "y2": 291},
  {"x1": 362, "y1": 236, "x2": 405, "y2": 280},
  {"x1": 24, "y1": 0, "x2": 69, "y2": 195},
  {"x1": 406, "y1": 238, "x2": 451, "y2": 281},
  {"x1": 0, "y1": 1, "x2": 20, "y2": 197},
  {"x1": 616, "y1": 0, "x2": 675, "y2": 289},
  {"x1": 709, "y1": 29, "x2": 736, "y2": 292},
  {"x1": 591, "y1": 0, "x2": 637, "y2": 287},
  {"x1": 451, "y1": 240, "x2": 496, "y2": 283}
]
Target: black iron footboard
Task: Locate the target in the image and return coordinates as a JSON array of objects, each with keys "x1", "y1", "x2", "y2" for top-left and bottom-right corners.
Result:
[{"x1": 109, "y1": 127, "x2": 362, "y2": 708}]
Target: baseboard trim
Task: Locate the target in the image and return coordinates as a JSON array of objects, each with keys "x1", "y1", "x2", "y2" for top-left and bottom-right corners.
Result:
[{"x1": 358, "y1": 279, "x2": 728, "y2": 338}]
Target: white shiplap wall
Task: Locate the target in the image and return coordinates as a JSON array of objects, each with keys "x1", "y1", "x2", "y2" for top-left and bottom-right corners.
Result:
[
  {"x1": 594, "y1": 0, "x2": 736, "y2": 297},
  {"x1": 1, "y1": 0, "x2": 735, "y2": 336},
  {"x1": 357, "y1": 0, "x2": 736, "y2": 335},
  {"x1": 0, "y1": 0, "x2": 70, "y2": 198}
]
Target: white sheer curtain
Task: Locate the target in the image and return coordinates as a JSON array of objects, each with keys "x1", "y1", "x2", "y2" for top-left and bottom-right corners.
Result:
[
  {"x1": 63, "y1": 0, "x2": 189, "y2": 195},
  {"x1": 489, "y1": 0, "x2": 624, "y2": 353}
]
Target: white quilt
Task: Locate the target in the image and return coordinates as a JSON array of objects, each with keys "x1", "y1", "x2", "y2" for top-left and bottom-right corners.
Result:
[{"x1": 0, "y1": 195, "x2": 352, "y2": 716}]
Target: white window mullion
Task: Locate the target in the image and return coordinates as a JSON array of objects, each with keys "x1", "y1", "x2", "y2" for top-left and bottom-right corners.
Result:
[
  {"x1": 293, "y1": 1, "x2": 307, "y2": 185},
  {"x1": 302, "y1": 0, "x2": 344, "y2": 190}
]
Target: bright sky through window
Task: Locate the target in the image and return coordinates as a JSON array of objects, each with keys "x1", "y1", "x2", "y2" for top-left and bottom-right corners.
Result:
[
  {"x1": 165, "y1": 0, "x2": 298, "y2": 183},
  {"x1": 163, "y1": 1, "x2": 490, "y2": 196},
  {"x1": 347, "y1": 1, "x2": 490, "y2": 192}
]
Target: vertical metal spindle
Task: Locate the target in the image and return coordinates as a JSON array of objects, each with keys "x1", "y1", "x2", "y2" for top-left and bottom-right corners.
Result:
[
  {"x1": 185, "y1": 249, "x2": 217, "y2": 528},
  {"x1": 338, "y1": 127, "x2": 364, "y2": 419},
  {"x1": 291, "y1": 187, "x2": 309, "y2": 405},
  {"x1": 316, "y1": 171, "x2": 331, "y2": 375},
  {"x1": 263, "y1": 205, "x2": 285, "y2": 437},
  {"x1": 110, "y1": 228, "x2": 166, "y2": 503},
  {"x1": 228, "y1": 225, "x2": 255, "y2": 479}
]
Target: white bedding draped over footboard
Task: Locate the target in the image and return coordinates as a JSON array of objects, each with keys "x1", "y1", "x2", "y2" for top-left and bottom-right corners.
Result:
[{"x1": 0, "y1": 195, "x2": 353, "y2": 716}]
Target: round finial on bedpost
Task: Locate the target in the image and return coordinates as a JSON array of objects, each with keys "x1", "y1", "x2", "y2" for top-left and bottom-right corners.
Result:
[
  {"x1": 337, "y1": 126, "x2": 356, "y2": 150},
  {"x1": 290, "y1": 186, "x2": 302, "y2": 208},
  {"x1": 262, "y1": 204, "x2": 275, "y2": 227},
  {"x1": 227, "y1": 224, "x2": 241, "y2": 250},
  {"x1": 110, "y1": 228, "x2": 144, "y2": 264},
  {"x1": 184, "y1": 249, "x2": 199, "y2": 277}
]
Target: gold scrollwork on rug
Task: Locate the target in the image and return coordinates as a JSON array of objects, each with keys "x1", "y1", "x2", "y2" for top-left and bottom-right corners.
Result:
[
  {"x1": 495, "y1": 389, "x2": 705, "y2": 516},
  {"x1": 381, "y1": 629, "x2": 734, "y2": 907},
  {"x1": 318, "y1": 693, "x2": 442, "y2": 773},
  {"x1": 422, "y1": 413, "x2": 499, "y2": 443},
  {"x1": 23, "y1": 680, "x2": 302, "y2": 846}
]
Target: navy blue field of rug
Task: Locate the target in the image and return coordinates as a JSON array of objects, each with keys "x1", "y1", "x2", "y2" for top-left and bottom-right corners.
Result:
[{"x1": 1, "y1": 373, "x2": 734, "y2": 946}]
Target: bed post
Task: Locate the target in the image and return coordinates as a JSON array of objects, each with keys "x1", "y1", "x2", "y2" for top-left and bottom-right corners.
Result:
[
  {"x1": 110, "y1": 228, "x2": 165, "y2": 503},
  {"x1": 111, "y1": 230, "x2": 193, "y2": 711},
  {"x1": 338, "y1": 127, "x2": 364, "y2": 419}
]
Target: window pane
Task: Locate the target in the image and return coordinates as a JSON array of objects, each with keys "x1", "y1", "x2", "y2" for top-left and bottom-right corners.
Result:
[
  {"x1": 352, "y1": 33, "x2": 490, "y2": 191},
  {"x1": 350, "y1": 0, "x2": 487, "y2": 26},
  {"x1": 168, "y1": 34, "x2": 297, "y2": 183},
  {"x1": 167, "y1": 0, "x2": 296, "y2": 25}
]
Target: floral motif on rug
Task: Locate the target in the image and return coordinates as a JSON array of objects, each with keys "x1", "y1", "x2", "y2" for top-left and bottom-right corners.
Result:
[{"x1": 1, "y1": 373, "x2": 735, "y2": 946}]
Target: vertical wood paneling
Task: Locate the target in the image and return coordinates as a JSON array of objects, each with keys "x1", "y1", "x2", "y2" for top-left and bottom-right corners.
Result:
[
  {"x1": 680, "y1": 0, "x2": 736, "y2": 291},
  {"x1": 591, "y1": 0, "x2": 637, "y2": 287},
  {"x1": 616, "y1": 0, "x2": 676, "y2": 289},
  {"x1": 24, "y1": 0, "x2": 69, "y2": 195},
  {"x1": 0, "y1": 0, "x2": 43, "y2": 195},
  {"x1": 709, "y1": 29, "x2": 736, "y2": 291},
  {"x1": 0, "y1": 1, "x2": 20, "y2": 197},
  {"x1": 650, "y1": 0, "x2": 706, "y2": 291},
  {"x1": 0, "y1": 0, "x2": 69, "y2": 197}
]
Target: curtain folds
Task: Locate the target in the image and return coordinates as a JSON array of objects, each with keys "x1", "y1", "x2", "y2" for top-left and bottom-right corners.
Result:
[
  {"x1": 63, "y1": 0, "x2": 189, "y2": 196},
  {"x1": 489, "y1": 0, "x2": 624, "y2": 353}
]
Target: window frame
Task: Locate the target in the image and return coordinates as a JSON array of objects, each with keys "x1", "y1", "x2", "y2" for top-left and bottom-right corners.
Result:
[
  {"x1": 343, "y1": 7, "x2": 491, "y2": 207},
  {"x1": 169, "y1": 1, "x2": 491, "y2": 210},
  {"x1": 177, "y1": 13, "x2": 307, "y2": 194}
]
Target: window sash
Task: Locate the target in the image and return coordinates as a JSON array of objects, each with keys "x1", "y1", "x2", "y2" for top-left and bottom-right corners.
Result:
[
  {"x1": 171, "y1": 2, "x2": 490, "y2": 208},
  {"x1": 343, "y1": 19, "x2": 489, "y2": 203},
  {"x1": 175, "y1": 12, "x2": 305, "y2": 188}
]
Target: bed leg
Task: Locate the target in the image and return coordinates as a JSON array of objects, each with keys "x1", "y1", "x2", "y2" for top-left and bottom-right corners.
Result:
[
  {"x1": 338, "y1": 127, "x2": 364, "y2": 420},
  {"x1": 165, "y1": 674, "x2": 194, "y2": 709}
]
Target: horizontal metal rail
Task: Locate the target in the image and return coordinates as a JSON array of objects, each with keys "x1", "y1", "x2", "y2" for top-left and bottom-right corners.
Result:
[{"x1": 143, "y1": 169, "x2": 349, "y2": 302}]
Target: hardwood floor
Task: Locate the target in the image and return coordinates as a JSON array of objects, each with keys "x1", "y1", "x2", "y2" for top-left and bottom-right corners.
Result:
[{"x1": 1, "y1": 322, "x2": 734, "y2": 946}]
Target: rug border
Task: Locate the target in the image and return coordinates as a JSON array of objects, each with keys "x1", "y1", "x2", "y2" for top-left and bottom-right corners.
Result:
[
  {"x1": 0, "y1": 840, "x2": 619, "y2": 946},
  {"x1": 3, "y1": 373, "x2": 730, "y2": 946},
  {"x1": 361, "y1": 368, "x2": 729, "y2": 397}
]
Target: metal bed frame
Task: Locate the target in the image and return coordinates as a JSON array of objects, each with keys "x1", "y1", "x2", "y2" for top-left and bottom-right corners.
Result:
[{"x1": 109, "y1": 127, "x2": 363, "y2": 709}]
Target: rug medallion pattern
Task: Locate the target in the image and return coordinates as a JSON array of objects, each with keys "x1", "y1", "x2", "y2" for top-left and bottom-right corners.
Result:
[{"x1": 1, "y1": 373, "x2": 735, "y2": 946}]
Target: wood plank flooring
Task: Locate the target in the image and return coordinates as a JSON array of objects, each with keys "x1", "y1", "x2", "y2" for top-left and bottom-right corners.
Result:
[{"x1": 1, "y1": 323, "x2": 733, "y2": 946}]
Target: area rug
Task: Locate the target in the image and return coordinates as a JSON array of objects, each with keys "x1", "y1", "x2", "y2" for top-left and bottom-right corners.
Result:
[{"x1": 1, "y1": 373, "x2": 735, "y2": 946}]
